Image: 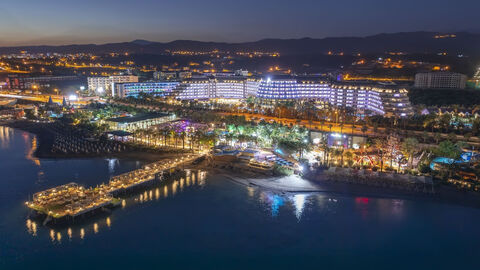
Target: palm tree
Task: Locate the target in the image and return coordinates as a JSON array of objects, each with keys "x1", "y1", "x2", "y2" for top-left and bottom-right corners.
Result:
[
  {"x1": 153, "y1": 130, "x2": 159, "y2": 147},
  {"x1": 137, "y1": 130, "x2": 145, "y2": 145},
  {"x1": 463, "y1": 132, "x2": 473, "y2": 143},
  {"x1": 145, "y1": 129, "x2": 153, "y2": 146},
  {"x1": 434, "y1": 132, "x2": 442, "y2": 144},
  {"x1": 422, "y1": 130, "x2": 429, "y2": 143},
  {"x1": 180, "y1": 131, "x2": 186, "y2": 149},
  {"x1": 402, "y1": 137, "x2": 419, "y2": 170},
  {"x1": 169, "y1": 130, "x2": 176, "y2": 148},
  {"x1": 133, "y1": 130, "x2": 140, "y2": 144},
  {"x1": 373, "y1": 123, "x2": 379, "y2": 134},
  {"x1": 361, "y1": 125, "x2": 368, "y2": 136},
  {"x1": 344, "y1": 151, "x2": 354, "y2": 167},
  {"x1": 374, "y1": 138, "x2": 387, "y2": 172},
  {"x1": 332, "y1": 148, "x2": 342, "y2": 165}
]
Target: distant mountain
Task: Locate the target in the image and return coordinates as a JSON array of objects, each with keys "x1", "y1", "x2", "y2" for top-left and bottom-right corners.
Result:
[
  {"x1": 1, "y1": 32, "x2": 479, "y2": 55},
  {"x1": 130, "y1": 39, "x2": 155, "y2": 46}
]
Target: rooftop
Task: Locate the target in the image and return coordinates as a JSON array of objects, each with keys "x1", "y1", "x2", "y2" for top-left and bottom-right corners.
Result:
[
  {"x1": 106, "y1": 130, "x2": 133, "y2": 137},
  {"x1": 106, "y1": 112, "x2": 172, "y2": 123}
]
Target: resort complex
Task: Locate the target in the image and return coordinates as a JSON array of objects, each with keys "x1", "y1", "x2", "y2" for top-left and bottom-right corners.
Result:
[{"x1": 113, "y1": 75, "x2": 413, "y2": 117}]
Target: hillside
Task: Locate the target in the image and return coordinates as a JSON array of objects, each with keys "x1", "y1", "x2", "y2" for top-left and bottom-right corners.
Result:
[{"x1": 0, "y1": 32, "x2": 479, "y2": 56}]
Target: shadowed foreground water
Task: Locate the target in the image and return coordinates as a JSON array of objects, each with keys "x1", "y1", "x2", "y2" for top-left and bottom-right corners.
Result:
[{"x1": 1, "y1": 126, "x2": 479, "y2": 269}]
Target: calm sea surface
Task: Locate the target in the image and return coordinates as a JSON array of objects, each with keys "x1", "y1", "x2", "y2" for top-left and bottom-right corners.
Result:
[{"x1": 1, "y1": 126, "x2": 479, "y2": 270}]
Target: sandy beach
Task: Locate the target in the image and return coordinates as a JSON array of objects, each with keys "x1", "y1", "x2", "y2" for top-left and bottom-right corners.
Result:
[{"x1": 213, "y1": 168, "x2": 480, "y2": 209}]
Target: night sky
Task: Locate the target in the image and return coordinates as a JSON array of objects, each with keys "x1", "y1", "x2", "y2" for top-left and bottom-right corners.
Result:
[{"x1": 0, "y1": 0, "x2": 479, "y2": 46}]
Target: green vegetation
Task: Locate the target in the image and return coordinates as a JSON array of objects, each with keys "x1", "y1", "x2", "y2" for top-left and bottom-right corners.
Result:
[
  {"x1": 408, "y1": 88, "x2": 480, "y2": 106},
  {"x1": 273, "y1": 164, "x2": 294, "y2": 176},
  {"x1": 433, "y1": 140, "x2": 463, "y2": 160}
]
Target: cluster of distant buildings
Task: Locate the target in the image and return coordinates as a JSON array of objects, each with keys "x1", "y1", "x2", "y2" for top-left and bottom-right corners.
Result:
[{"x1": 5, "y1": 75, "x2": 80, "y2": 90}]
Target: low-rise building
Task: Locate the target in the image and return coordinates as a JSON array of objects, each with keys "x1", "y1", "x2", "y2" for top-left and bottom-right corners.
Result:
[
  {"x1": 104, "y1": 113, "x2": 176, "y2": 132},
  {"x1": 114, "y1": 82, "x2": 180, "y2": 98}
]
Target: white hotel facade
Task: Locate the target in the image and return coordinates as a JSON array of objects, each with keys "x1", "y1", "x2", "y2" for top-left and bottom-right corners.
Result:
[
  {"x1": 87, "y1": 75, "x2": 139, "y2": 95},
  {"x1": 174, "y1": 77, "x2": 259, "y2": 100},
  {"x1": 116, "y1": 75, "x2": 413, "y2": 117},
  {"x1": 256, "y1": 77, "x2": 412, "y2": 117}
]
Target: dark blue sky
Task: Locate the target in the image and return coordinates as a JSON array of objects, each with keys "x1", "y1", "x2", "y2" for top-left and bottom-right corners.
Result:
[{"x1": 0, "y1": 0, "x2": 479, "y2": 46}]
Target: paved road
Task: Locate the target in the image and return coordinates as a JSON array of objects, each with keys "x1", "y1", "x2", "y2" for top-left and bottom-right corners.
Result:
[{"x1": 0, "y1": 92, "x2": 89, "y2": 105}]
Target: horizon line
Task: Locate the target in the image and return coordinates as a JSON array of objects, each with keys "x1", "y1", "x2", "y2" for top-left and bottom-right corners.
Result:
[{"x1": 0, "y1": 30, "x2": 474, "y2": 48}]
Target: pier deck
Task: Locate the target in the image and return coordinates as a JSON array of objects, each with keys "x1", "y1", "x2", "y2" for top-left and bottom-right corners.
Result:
[{"x1": 26, "y1": 154, "x2": 203, "y2": 220}]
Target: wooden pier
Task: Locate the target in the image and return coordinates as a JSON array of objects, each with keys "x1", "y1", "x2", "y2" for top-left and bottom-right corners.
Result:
[{"x1": 26, "y1": 154, "x2": 204, "y2": 222}]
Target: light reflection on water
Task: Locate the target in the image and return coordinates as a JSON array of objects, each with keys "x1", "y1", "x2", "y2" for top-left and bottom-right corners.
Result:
[
  {"x1": 26, "y1": 170, "x2": 208, "y2": 242},
  {"x1": 0, "y1": 125, "x2": 12, "y2": 149},
  {"x1": 25, "y1": 136, "x2": 41, "y2": 167},
  {"x1": 291, "y1": 194, "x2": 308, "y2": 220},
  {"x1": 107, "y1": 158, "x2": 119, "y2": 175},
  {"x1": 250, "y1": 185, "x2": 405, "y2": 222}
]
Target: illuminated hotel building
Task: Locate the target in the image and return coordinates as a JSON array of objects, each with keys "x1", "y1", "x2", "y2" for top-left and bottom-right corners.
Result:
[
  {"x1": 257, "y1": 76, "x2": 330, "y2": 99},
  {"x1": 114, "y1": 82, "x2": 180, "y2": 98},
  {"x1": 175, "y1": 77, "x2": 259, "y2": 100},
  {"x1": 175, "y1": 78, "x2": 213, "y2": 100},
  {"x1": 257, "y1": 76, "x2": 412, "y2": 117},
  {"x1": 87, "y1": 75, "x2": 138, "y2": 95},
  {"x1": 115, "y1": 75, "x2": 412, "y2": 117},
  {"x1": 330, "y1": 83, "x2": 413, "y2": 117}
]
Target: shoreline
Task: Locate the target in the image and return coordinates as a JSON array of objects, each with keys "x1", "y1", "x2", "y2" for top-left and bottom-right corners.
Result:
[
  {"x1": 3, "y1": 121, "x2": 189, "y2": 162},
  {"x1": 5, "y1": 121, "x2": 480, "y2": 210},
  {"x1": 213, "y1": 168, "x2": 480, "y2": 209}
]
